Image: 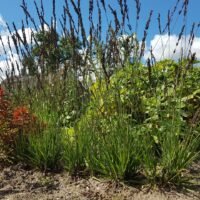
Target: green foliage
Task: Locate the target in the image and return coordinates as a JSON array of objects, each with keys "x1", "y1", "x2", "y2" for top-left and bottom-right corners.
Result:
[
  {"x1": 6, "y1": 58, "x2": 200, "y2": 186},
  {"x1": 86, "y1": 60, "x2": 200, "y2": 128},
  {"x1": 140, "y1": 109, "x2": 200, "y2": 184},
  {"x1": 63, "y1": 125, "x2": 91, "y2": 175},
  {"x1": 1, "y1": 0, "x2": 199, "y2": 189},
  {"x1": 83, "y1": 115, "x2": 141, "y2": 180},
  {"x1": 73, "y1": 59, "x2": 200, "y2": 184},
  {"x1": 15, "y1": 127, "x2": 64, "y2": 171},
  {"x1": 159, "y1": 125, "x2": 199, "y2": 184},
  {"x1": 57, "y1": 70, "x2": 87, "y2": 127},
  {"x1": 31, "y1": 29, "x2": 60, "y2": 74},
  {"x1": 21, "y1": 29, "x2": 83, "y2": 76},
  {"x1": 86, "y1": 63, "x2": 147, "y2": 124}
]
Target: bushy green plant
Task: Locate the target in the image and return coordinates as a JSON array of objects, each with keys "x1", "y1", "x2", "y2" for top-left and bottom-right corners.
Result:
[
  {"x1": 84, "y1": 115, "x2": 141, "y2": 180},
  {"x1": 74, "y1": 60, "x2": 200, "y2": 184},
  {"x1": 63, "y1": 126, "x2": 91, "y2": 175},
  {"x1": 160, "y1": 130, "x2": 199, "y2": 185},
  {"x1": 15, "y1": 127, "x2": 64, "y2": 171},
  {"x1": 87, "y1": 63, "x2": 147, "y2": 124},
  {"x1": 136, "y1": 102, "x2": 199, "y2": 183}
]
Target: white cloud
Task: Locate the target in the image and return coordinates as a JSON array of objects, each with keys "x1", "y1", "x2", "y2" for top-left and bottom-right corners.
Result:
[
  {"x1": 0, "y1": 15, "x2": 8, "y2": 35},
  {"x1": 0, "y1": 52, "x2": 20, "y2": 80},
  {"x1": 144, "y1": 34, "x2": 200, "y2": 61},
  {"x1": 0, "y1": 28, "x2": 33, "y2": 80},
  {"x1": 0, "y1": 60, "x2": 8, "y2": 80},
  {"x1": 0, "y1": 27, "x2": 35, "y2": 54},
  {"x1": 0, "y1": 15, "x2": 36, "y2": 80}
]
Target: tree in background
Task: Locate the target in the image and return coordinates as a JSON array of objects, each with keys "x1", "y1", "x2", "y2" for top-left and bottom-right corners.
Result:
[{"x1": 21, "y1": 28, "x2": 83, "y2": 77}]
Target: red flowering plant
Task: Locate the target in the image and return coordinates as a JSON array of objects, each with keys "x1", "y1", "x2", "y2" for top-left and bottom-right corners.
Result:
[
  {"x1": 0, "y1": 86, "x2": 41, "y2": 147},
  {"x1": 0, "y1": 86, "x2": 16, "y2": 145},
  {"x1": 11, "y1": 106, "x2": 38, "y2": 132}
]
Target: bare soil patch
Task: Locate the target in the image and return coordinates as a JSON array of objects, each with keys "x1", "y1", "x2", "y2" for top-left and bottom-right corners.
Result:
[{"x1": 0, "y1": 164, "x2": 199, "y2": 200}]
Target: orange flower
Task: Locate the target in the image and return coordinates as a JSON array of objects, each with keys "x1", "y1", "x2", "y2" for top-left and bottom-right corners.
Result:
[{"x1": 12, "y1": 106, "x2": 30, "y2": 126}]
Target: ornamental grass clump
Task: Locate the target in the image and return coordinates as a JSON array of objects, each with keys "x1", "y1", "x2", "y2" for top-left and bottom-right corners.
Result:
[{"x1": 15, "y1": 127, "x2": 65, "y2": 171}]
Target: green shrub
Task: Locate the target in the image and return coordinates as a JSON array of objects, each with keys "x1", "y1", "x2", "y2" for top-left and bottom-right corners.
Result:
[{"x1": 74, "y1": 60, "x2": 200, "y2": 184}]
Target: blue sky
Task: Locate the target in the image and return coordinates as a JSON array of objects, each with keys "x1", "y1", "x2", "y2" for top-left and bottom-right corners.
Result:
[
  {"x1": 0, "y1": 0, "x2": 200, "y2": 40},
  {"x1": 0, "y1": 0, "x2": 200, "y2": 72}
]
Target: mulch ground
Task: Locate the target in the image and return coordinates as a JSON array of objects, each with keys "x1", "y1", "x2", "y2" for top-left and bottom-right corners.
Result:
[{"x1": 0, "y1": 163, "x2": 199, "y2": 200}]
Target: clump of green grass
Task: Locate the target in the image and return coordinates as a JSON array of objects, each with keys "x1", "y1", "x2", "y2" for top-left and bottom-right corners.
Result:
[
  {"x1": 15, "y1": 127, "x2": 64, "y2": 171},
  {"x1": 81, "y1": 115, "x2": 141, "y2": 180},
  {"x1": 139, "y1": 110, "x2": 200, "y2": 185}
]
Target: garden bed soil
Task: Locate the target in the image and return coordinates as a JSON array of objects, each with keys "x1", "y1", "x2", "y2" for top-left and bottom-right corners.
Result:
[{"x1": 0, "y1": 164, "x2": 199, "y2": 200}]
